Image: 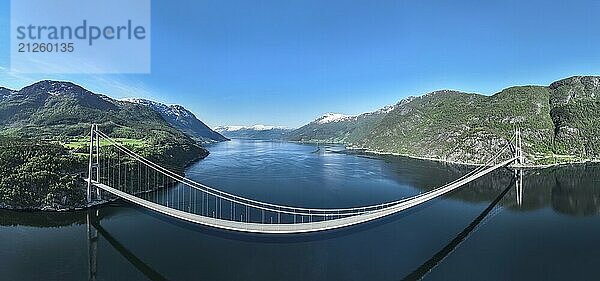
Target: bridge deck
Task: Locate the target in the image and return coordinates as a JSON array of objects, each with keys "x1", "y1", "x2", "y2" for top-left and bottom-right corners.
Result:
[{"x1": 91, "y1": 157, "x2": 515, "y2": 234}]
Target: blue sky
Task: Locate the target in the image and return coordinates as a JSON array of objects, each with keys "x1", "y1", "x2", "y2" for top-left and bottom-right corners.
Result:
[{"x1": 1, "y1": 0, "x2": 600, "y2": 128}]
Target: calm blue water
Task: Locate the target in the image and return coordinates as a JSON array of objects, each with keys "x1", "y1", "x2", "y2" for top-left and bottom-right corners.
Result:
[{"x1": 2, "y1": 140, "x2": 600, "y2": 280}]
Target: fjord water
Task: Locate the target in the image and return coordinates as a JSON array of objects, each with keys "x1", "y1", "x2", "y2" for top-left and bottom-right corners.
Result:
[{"x1": 2, "y1": 140, "x2": 600, "y2": 280}]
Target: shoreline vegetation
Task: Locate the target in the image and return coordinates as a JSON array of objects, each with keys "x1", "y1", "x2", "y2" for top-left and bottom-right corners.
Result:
[
  {"x1": 0, "y1": 136, "x2": 208, "y2": 212},
  {"x1": 346, "y1": 146, "x2": 600, "y2": 169}
]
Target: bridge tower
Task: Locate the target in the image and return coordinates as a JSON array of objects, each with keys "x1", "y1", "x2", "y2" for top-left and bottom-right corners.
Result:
[
  {"x1": 514, "y1": 128, "x2": 525, "y2": 206},
  {"x1": 87, "y1": 124, "x2": 101, "y2": 203}
]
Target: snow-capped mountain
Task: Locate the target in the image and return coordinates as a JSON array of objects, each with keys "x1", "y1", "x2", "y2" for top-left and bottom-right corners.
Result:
[
  {"x1": 215, "y1": 125, "x2": 291, "y2": 140},
  {"x1": 215, "y1": 124, "x2": 288, "y2": 131},
  {"x1": 122, "y1": 98, "x2": 228, "y2": 143},
  {"x1": 287, "y1": 98, "x2": 412, "y2": 143},
  {"x1": 309, "y1": 98, "x2": 415, "y2": 126},
  {"x1": 314, "y1": 113, "x2": 352, "y2": 124}
]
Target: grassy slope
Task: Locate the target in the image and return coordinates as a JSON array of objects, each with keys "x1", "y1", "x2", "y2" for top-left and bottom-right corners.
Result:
[{"x1": 63, "y1": 137, "x2": 147, "y2": 151}]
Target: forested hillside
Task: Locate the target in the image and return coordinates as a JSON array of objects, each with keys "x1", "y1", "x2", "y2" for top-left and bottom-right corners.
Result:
[
  {"x1": 0, "y1": 80, "x2": 212, "y2": 210},
  {"x1": 0, "y1": 137, "x2": 85, "y2": 210},
  {"x1": 288, "y1": 76, "x2": 600, "y2": 166}
]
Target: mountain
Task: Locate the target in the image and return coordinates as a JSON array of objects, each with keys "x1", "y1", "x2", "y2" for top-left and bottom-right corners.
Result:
[
  {"x1": 286, "y1": 97, "x2": 413, "y2": 143},
  {"x1": 361, "y1": 88, "x2": 555, "y2": 164},
  {"x1": 0, "y1": 87, "x2": 14, "y2": 102},
  {"x1": 215, "y1": 125, "x2": 291, "y2": 140},
  {"x1": 548, "y1": 76, "x2": 600, "y2": 156},
  {"x1": 0, "y1": 80, "x2": 208, "y2": 168},
  {"x1": 288, "y1": 76, "x2": 600, "y2": 166},
  {"x1": 122, "y1": 98, "x2": 228, "y2": 143}
]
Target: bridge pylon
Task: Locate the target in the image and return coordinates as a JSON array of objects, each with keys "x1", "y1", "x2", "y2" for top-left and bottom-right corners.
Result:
[
  {"x1": 87, "y1": 124, "x2": 101, "y2": 204},
  {"x1": 512, "y1": 128, "x2": 525, "y2": 205}
]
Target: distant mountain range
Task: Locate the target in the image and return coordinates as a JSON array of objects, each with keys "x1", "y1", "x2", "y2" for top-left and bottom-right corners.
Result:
[
  {"x1": 215, "y1": 125, "x2": 291, "y2": 140},
  {"x1": 286, "y1": 76, "x2": 600, "y2": 166}
]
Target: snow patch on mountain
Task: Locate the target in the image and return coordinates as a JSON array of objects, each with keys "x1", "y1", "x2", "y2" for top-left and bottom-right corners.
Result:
[
  {"x1": 121, "y1": 98, "x2": 194, "y2": 119},
  {"x1": 315, "y1": 113, "x2": 352, "y2": 124},
  {"x1": 312, "y1": 97, "x2": 417, "y2": 123},
  {"x1": 121, "y1": 98, "x2": 228, "y2": 142}
]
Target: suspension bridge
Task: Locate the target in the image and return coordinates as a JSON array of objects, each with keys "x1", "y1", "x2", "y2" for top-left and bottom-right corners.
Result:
[{"x1": 85, "y1": 125, "x2": 524, "y2": 234}]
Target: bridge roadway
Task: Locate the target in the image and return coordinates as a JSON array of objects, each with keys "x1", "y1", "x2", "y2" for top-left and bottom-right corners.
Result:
[{"x1": 90, "y1": 157, "x2": 516, "y2": 234}]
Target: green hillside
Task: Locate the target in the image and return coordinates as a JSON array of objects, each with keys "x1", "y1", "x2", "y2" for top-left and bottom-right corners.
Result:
[
  {"x1": 0, "y1": 80, "x2": 207, "y2": 168},
  {"x1": 549, "y1": 76, "x2": 600, "y2": 157},
  {"x1": 288, "y1": 76, "x2": 600, "y2": 166},
  {"x1": 0, "y1": 80, "x2": 209, "y2": 210},
  {"x1": 361, "y1": 88, "x2": 555, "y2": 164}
]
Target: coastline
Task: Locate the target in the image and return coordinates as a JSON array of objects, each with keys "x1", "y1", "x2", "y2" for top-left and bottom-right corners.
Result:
[
  {"x1": 282, "y1": 139, "x2": 600, "y2": 169},
  {"x1": 0, "y1": 144, "x2": 211, "y2": 213},
  {"x1": 345, "y1": 145, "x2": 600, "y2": 169}
]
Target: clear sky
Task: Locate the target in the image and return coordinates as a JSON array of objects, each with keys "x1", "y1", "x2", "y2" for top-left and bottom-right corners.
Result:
[{"x1": 1, "y1": 0, "x2": 600, "y2": 128}]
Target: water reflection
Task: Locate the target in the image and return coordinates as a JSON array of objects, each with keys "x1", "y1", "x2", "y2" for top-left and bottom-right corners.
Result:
[
  {"x1": 86, "y1": 210, "x2": 168, "y2": 281},
  {"x1": 1, "y1": 169, "x2": 598, "y2": 228},
  {"x1": 2, "y1": 163, "x2": 599, "y2": 228},
  {"x1": 377, "y1": 154, "x2": 600, "y2": 217},
  {"x1": 403, "y1": 174, "x2": 516, "y2": 280},
  {"x1": 515, "y1": 169, "x2": 523, "y2": 207},
  {"x1": 550, "y1": 164, "x2": 600, "y2": 216}
]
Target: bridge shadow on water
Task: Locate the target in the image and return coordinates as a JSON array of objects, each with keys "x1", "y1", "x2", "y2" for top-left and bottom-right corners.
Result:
[
  {"x1": 401, "y1": 174, "x2": 517, "y2": 281},
  {"x1": 88, "y1": 216, "x2": 169, "y2": 281}
]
